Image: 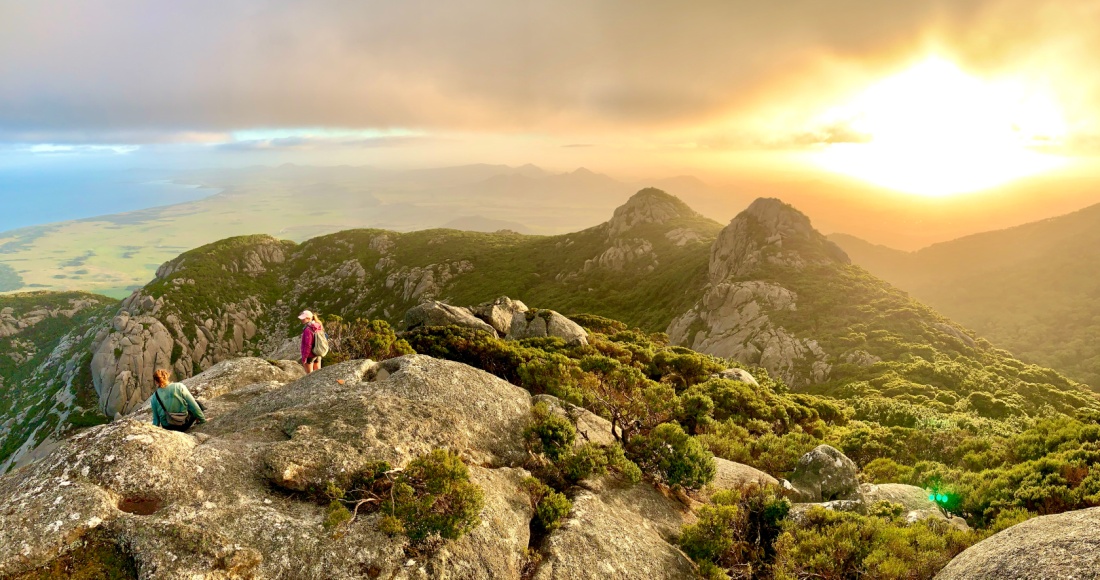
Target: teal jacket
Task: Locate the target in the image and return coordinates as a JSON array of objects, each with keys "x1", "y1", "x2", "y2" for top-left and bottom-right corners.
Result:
[{"x1": 151, "y1": 383, "x2": 206, "y2": 428}]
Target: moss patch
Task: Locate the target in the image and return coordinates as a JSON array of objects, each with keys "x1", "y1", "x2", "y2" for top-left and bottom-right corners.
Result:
[{"x1": 10, "y1": 531, "x2": 138, "y2": 580}]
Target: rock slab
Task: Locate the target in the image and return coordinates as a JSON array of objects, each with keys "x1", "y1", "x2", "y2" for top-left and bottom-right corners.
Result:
[{"x1": 936, "y1": 507, "x2": 1100, "y2": 579}]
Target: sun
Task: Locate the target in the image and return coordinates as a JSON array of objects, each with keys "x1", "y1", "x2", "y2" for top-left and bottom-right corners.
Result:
[{"x1": 814, "y1": 57, "x2": 1067, "y2": 197}]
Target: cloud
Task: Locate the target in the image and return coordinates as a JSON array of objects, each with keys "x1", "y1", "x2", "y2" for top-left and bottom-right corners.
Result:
[
  {"x1": 1, "y1": 0, "x2": 1098, "y2": 143},
  {"x1": 215, "y1": 134, "x2": 425, "y2": 151}
]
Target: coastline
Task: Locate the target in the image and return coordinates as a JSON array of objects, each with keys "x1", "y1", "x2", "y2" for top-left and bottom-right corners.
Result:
[{"x1": 0, "y1": 176, "x2": 224, "y2": 235}]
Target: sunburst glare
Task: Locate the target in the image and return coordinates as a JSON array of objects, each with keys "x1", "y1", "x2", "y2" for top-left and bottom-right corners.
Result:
[{"x1": 815, "y1": 57, "x2": 1068, "y2": 196}]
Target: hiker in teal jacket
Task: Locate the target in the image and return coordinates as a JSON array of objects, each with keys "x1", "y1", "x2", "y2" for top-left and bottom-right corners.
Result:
[{"x1": 151, "y1": 369, "x2": 207, "y2": 432}]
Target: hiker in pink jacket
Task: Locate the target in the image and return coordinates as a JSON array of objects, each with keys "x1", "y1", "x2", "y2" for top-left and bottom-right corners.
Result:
[{"x1": 299, "y1": 310, "x2": 324, "y2": 374}]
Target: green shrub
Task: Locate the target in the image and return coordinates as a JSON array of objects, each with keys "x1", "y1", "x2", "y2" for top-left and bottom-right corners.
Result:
[
  {"x1": 987, "y1": 507, "x2": 1035, "y2": 533},
  {"x1": 647, "y1": 350, "x2": 725, "y2": 391},
  {"x1": 628, "y1": 422, "x2": 715, "y2": 490},
  {"x1": 677, "y1": 392, "x2": 716, "y2": 434},
  {"x1": 863, "y1": 457, "x2": 914, "y2": 484},
  {"x1": 522, "y1": 399, "x2": 641, "y2": 488},
  {"x1": 322, "y1": 500, "x2": 352, "y2": 530},
  {"x1": 567, "y1": 314, "x2": 628, "y2": 335},
  {"x1": 559, "y1": 442, "x2": 608, "y2": 482},
  {"x1": 522, "y1": 477, "x2": 573, "y2": 533},
  {"x1": 517, "y1": 354, "x2": 588, "y2": 404},
  {"x1": 524, "y1": 402, "x2": 577, "y2": 461},
  {"x1": 324, "y1": 317, "x2": 413, "y2": 364},
  {"x1": 386, "y1": 449, "x2": 485, "y2": 542},
  {"x1": 772, "y1": 506, "x2": 981, "y2": 580},
  {"x1": 678, "y1": 486, "x2": 790, "y2": 578}
]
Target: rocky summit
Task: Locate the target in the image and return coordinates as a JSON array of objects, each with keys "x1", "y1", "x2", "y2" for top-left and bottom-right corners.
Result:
[
  {"x1": 0, "y1": 354, "x2": 700, "y2": 579},
  {"x1": 667, "y1": 198, "x2": 852, "y2": 386}
]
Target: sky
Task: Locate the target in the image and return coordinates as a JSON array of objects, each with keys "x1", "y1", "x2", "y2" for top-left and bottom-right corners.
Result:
[{"x1": 3, "y1": 0, "x2": 1100, "y2": 247}]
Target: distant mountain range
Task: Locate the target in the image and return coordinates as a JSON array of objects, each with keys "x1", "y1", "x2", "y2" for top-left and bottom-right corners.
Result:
[
  {"x1": 831, "y1": 201, "x2": 1100, "y2": 388},
  {"x1": 0, "y1": 164, "x2": 749, "y2": 297}
]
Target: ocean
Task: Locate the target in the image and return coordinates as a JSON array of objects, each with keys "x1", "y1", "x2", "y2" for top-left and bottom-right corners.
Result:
[{"x1": 0, "y1": 167, "x2": 220, "y2": 233}]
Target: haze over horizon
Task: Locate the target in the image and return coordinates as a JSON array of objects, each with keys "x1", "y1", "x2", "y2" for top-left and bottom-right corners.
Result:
[{"x1": 4, "y1": 0, "x2": 1100, "y2": 250}]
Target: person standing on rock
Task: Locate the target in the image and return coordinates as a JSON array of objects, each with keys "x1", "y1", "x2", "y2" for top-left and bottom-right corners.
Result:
[
  {"x1": 299, "y1": 310, "x2": 326, "y2": 374},
  {"x1": 150, "y1": 369, "x2": 207, "y2": 432}
]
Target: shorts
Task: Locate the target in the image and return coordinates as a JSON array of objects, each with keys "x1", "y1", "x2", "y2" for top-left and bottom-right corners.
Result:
[{"x1": 304, "y1": 356, "x2": 321, "y2": 364}]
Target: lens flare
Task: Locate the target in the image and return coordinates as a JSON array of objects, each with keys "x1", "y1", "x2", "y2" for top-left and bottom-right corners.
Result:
[{"x1": 815, "y1": 58, "x2": 1067, "y2": 196}]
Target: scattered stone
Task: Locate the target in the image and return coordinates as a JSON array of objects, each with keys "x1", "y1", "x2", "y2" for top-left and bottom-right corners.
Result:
[
  {"x1": 786, "y1": 445, "x2": 860, "y2": 503},
  {"x1": 469, "y1": 296, "x2": 529, "y2": 335},
  {"x1": 508, "y1": 310, "x2": 588, "y2": 346},
  {"x1": 404, "y1": 301, "x2": 498, "y2": 336},
  {"x1": 705, "y1": 458, "x2": 778, "y2": 499}
]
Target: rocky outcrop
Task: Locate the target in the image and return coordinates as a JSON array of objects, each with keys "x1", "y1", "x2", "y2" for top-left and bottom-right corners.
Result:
[
  {"x1": 713, "y1": 367, "x2": 760, "y2": 386},
  {"x1": 859, "y1": 483, "x2": 967, "y2": 527},
  {"x1": 404, "y1": 301, "x2": 499, "y2": 335},
  {"x1": 936, "y1": 507, "x2": 1100, "y2": 579},
  {"x1": 384, "y1": 261, "x2": 475, "y2": 303},
  {"x1": 706, "y1": 458, "x2": 778, "y2": 498},
  {"x1": 470, "y1": 296, "x2": 529, "y2": 335},
  {"x1": 90, "y1": 312, "x2": 174, "y2": 418},
  {"x1": 843, "y1": 349, "x2": 881, "y2": 367},
  {"x1": 90, "y1": 290, "x2": 267, "y2": 418},
  {"x1": 508, "y1": 309, "x2": 589, "y2": 345},
  {"x1": 607, "y1": 188, "x2": 700, "y2": 239},
  {"x1": 533, "y1": 477, "x2": 696, "y2": 580},
  {"x1": 665, "y1": 228, "x2": 702, "y2": 247},
  {"x1": 786, "y1": 445, "x2": 860, "y2": 502},
  {"x1": 0, "y1": 353, "x2": 705, "y2": 578},
  {"x1": 667, "y1": 199, "x2": 849, "y2": 387},
  {"x1": 179, "y1": 357, "x2": 303, "y2": 400},
  {"x1": 583, "y1": 238, "x2": 656, "y2": 273},
  {"x1": 933, "y1": 323, "x2": 976, "y2": 348},
  {"x1": 0, "y1": 297, "x2": 103, "y2": 338},
  {"x1": 709, "y1": 198, "x2": 849, "y2": 281},
  {"x1": 163, "y1": 298, "x2": 265, "y2": 379},
  {"x1": 668, "y1": 281, "x2": 829, "y2": 386},
  {"x1": 786, "y1": 482, "x2": 967, "y2": 530}
]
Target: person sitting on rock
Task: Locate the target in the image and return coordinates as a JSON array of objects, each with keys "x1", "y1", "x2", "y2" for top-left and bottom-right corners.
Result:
[
  {"x1": 299, "y1": 310, "x2": 325, "y2": 374},
  {"x1": 150, "y1": 369, "x2": 207, "y2": 432}
]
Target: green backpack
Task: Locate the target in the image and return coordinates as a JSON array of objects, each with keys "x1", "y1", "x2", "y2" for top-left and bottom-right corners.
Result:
[{"x1": 311, "y1": 327, "x2": 330, "y2": 357}]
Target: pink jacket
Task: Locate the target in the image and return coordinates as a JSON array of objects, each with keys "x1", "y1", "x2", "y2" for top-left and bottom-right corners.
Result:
[{"x1": 301, "y1": 321, "x2": 322, "y2": 361}]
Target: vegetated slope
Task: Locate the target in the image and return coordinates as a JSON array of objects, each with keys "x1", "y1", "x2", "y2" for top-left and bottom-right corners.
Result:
[
  {"x1": 7, "y1": 188, "x2": 1100, "y2": 480},
  {"x1": 0, "y1": 292, "x2": 117, "y2": 471},
  {"x1": 669, "y1": 198, "x2": 1097, "y2": 427},
  {"x1": 0, "y1": 188, "x2": 721, "y2": 469},
  {"x1": 830, "y1": 201, "x2": 1100, "y2": 389}
]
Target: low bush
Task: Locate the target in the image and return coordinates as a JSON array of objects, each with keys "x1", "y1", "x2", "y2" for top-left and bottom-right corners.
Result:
[
  {"x1": 387, "y1": 449, "x2": 485, "y2": 542},
  {"x1": 772, "y1": 506, "x2": 981, "y2": 580},
  {"x1": 323, "y1": 317, "x2": 414, "y2": 364},
  {"x1": 524, "y1": 402, "x2": 577, "y2": 461},
  {"x1": 678, "y1": 486, "x2": 790, "y2": 579},
  {"x1": 628, "y1": 422, "x2": 715, "y2": 490},
  {"x1": 323, "y1": 450, "x2": 483, "y2": 544},
  {"x1": 522, "y1": 477, "x2": 573, "y2": 534}
]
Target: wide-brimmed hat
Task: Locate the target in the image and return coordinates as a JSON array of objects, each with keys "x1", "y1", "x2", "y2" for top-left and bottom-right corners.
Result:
[{"x1": 298, "y1": 310, "x2": 314, "y2": 321}]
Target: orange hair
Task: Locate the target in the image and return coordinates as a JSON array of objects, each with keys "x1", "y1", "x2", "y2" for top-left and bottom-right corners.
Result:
[{"x1": 153, "y1": 369, "x2": 172, "y2": 387}]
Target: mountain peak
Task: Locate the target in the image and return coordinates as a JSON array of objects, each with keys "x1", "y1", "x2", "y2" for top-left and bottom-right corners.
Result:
[
  {"x1": 710, "y1": 197, "x2": 849, "y2": 281},
  {"x1": 607, "y1": 188, "x2": 700, "y2": 237}
]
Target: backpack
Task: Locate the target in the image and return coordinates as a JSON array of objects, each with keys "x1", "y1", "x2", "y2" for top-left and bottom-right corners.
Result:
[
  {"x1": 153, "y1": 388, "x2": 190, "y2": 430},
  {"x1": 311, "y1": 326, "x2": 330, "y2": 357}
]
